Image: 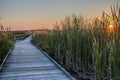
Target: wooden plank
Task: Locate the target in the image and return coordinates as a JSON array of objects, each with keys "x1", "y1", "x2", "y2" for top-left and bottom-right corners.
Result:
[
  {"x1": 0, "y1": 36, "x2": 75, "y2": 80},
  {"x1": 0, "y1": 74, "x2": 70, "y2": 80},
  {"x1": 2, "y1": 66, "x2": 57, "y2": 72}
]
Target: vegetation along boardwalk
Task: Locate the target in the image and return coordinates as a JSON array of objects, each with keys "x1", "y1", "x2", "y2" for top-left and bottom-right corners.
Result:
[{"x1": 0, "y1": 36, "x2": 75, "y2": 80}]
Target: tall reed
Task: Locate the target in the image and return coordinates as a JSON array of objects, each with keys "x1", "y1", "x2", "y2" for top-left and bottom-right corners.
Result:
[
  {"x1": 0, "y1": 26, "x2": 14, "y2": 64},
  {"x1": 32, "y1": 4, "x2": 120, "y2": 80}
]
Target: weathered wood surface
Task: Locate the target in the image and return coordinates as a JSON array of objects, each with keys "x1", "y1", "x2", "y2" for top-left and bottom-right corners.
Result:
[{"x1": 0, "y1": 36, "x2": 74, "y2": 80}]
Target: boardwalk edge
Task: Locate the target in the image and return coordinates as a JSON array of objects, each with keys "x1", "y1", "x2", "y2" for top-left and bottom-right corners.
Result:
[
  {"x1": 0, "y1": 47, "x2": 13, "y2": 71},
  {"x1": 31, "y1": 42, "x2": 76, "y2": 80}
]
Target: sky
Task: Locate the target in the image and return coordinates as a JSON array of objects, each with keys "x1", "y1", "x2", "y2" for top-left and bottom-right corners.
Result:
[{"x1": 0, "y1": 0, "x2": 119, "y2": 30}]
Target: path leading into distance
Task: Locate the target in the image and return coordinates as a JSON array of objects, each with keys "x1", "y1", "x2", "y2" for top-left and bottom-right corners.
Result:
[{"x1": 0, "y1": 36, "x2": 74, "y2": 80}]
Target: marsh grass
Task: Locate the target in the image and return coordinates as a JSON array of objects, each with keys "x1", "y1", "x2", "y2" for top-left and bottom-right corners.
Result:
[
  {"x1": 32, "y1": 4, "x2": 120, "y2": 80},
  {"x1": 0, "y1": 26, "x2": 14, "y2": 64}
]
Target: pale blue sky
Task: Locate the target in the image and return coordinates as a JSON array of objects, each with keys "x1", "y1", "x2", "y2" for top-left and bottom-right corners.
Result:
[{"x1": 0, "y1": 0, "x2": 119, "y2": 30}]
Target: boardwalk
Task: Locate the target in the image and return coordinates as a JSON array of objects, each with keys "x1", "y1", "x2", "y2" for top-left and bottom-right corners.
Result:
[{"x1": 0, "y1": 36, "x2": 74, "y2": 80}]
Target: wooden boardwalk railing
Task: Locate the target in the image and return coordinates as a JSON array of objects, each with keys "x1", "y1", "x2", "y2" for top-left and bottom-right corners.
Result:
[{"x1": 0, "y1": 36, "x2": 75, "y2": 80}]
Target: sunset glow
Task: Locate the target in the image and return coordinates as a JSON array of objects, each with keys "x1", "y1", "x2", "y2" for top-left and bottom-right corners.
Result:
[
  {"x1": 0, "y1": 0, "x2": 118, "y2": 30},
  {"x1": 109, "y1": 24, "x2": 113, "y2": 28},
  {"x1": 106, "y1": 24, "x2": 114, "y2": 33}
]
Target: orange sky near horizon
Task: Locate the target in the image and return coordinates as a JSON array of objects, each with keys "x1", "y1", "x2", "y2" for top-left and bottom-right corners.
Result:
[{"x1": 0, "y1": 0, "x2": 119, "y2": 30}]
